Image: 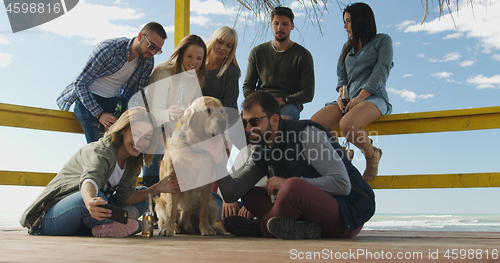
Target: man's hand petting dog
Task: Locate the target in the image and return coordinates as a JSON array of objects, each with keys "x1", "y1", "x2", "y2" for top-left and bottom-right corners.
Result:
[
  {"x1": 156, "y1": 174, "x2": 180, "y2": 193},
  {"x1": 205, "y1": 136, "x2": 227, "y2": 164}
]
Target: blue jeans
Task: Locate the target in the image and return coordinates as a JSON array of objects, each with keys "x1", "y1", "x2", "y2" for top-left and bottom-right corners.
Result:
[
  {"x1": 73, "y1": 95, "x2": 122, "y2": 143},
  {"x1": 41, "y1": 191, "x2": 145, "y2": 236},
  {"x1": 280, "y1": 104, "x2": 300, "y2": 120}
]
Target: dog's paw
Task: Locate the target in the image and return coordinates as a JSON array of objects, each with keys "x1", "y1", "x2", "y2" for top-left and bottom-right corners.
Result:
[
  {"x1": 200, "y1": 227, "x2": 218, "y2": 236},
  {"x1": 214, "y1": 226, "x2": 224, "y2": 235},
  {"x1": 158, "y1": 226, "x2": 175, "y2": 237},
  {"x1": 174, "y1": 226, "x2": 182, "y2": 234}
]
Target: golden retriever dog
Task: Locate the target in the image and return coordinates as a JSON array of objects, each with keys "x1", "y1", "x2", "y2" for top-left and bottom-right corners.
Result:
[{"x1": 155, "y1": 96, "x2": 227, "y2": 236}]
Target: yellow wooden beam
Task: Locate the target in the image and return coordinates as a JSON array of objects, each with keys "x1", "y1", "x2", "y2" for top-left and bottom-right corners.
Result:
[
  {"x1": 175, "y1": 0, "x2": 190, "y2": 47},
  {"x1": 0, "y1": 171, "x2": 57, "y2": 187},
  {"x1": 2, "y1": 103, "x2": 499, "y2": 136},
  {"x1": 331, "y1": 106, "x2": 500, "y2": 137},
  {"x1": 2, "y1": 170, "x2": 498, "y2": 190},
  {"x1": 0, "y1": 103, "x2": 83, "y2": 134},
  {"x1": 368, "y1": 172, "x2": 500, "y2": 189},
  {"x1": 0, "y1": 170, "x2": 143, "y2": 187}
]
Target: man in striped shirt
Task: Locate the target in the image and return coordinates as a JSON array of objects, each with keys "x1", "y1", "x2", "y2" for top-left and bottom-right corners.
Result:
[{"x1": 57, "y1": 22, "x2": 167, "y2": 143}]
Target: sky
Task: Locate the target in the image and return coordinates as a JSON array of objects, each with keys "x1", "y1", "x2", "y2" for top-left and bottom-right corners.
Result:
[{"x1": 1, "y1": 0, "x2": 499, "y2": 220}]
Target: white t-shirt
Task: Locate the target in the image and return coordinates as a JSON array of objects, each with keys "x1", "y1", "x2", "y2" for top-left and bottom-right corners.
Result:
[
  {"x1": 90, "y1": 57, "x2": 139, "y2": 98},
  {"x1": 82, "y1": 162, "x2": 126, "y2": 194}
]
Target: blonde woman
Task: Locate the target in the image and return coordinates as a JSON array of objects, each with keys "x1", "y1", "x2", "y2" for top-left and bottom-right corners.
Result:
[
  {"x1": 21, "y1": 107, "x2": 180, "y2": 237},
  {"x1": 202, "y1": 26, "x2": 244, "y2": 221},
  {"x1": 143, "y1": 35, "x2": 207, "y2": 187},
  {"x1": 203, "y1": 26, "x2": 240, "y2": 109}
]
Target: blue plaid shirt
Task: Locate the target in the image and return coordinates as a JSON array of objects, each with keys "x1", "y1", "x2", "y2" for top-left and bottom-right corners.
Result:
[{"x1": 56, "y1": 37, "x2": 154, "y2": 117}]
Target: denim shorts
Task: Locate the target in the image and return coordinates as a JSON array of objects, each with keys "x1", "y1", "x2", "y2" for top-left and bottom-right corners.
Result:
[
  {"x1": 326, "y1": 96, "x2": 389, "y2": 116},
  {"x1": 280, "y1": 104, "x2": 300, "y2": 120}
]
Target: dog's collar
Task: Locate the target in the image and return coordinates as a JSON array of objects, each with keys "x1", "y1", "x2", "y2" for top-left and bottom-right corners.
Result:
[{"x1": 180, "y1": 131, "x2": 208, "y2": 155}]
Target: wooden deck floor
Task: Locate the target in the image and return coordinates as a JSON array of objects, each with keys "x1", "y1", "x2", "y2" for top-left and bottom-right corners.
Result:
[{"x1": 2, "y1": 227, "x2": 499, "y2": 262}]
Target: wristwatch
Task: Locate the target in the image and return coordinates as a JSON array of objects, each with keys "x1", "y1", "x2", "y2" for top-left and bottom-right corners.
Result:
[{"x1": 284, "y1": 96, "x2": 291, "y2": 104}]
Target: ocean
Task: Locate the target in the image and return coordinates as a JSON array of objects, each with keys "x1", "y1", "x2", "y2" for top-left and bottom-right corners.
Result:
[{"x1": 2, "y1": 212, "x2": 500, "y2": 232}]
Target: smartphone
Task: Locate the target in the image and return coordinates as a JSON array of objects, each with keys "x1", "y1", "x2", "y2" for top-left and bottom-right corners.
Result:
[{"x1": 98, "y1": 204, "x2": 128, "y2": 224}]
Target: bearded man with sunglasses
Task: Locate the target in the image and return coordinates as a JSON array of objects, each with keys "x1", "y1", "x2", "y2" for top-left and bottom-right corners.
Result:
[
  {"x1": 57, "y1": 22, "x2": 167, "y2": 143},
  {"x1": 214, "y1": 91, "x2": 375, "y2": 240}
]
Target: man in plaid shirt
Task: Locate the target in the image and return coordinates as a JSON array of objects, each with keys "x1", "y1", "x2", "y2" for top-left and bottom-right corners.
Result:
[{"x1": 57, "y1": 22, "x2": 167, "y2": 143}]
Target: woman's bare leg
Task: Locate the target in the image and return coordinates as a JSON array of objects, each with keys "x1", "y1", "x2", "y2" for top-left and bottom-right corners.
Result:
[
  {"x1": 339, "y1": 102, "x2": 382, "y2": 181},
  {"x1": 311, "y1": 104, "x2": 343, "y2": 130}
]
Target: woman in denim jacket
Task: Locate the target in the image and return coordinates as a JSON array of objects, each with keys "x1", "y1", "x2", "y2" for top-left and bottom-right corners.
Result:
[{"x1": 312, "y1": 2, "x2": 394, "y2": 182}]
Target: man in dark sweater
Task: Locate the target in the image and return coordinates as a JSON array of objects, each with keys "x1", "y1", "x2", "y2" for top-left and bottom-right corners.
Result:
[
  {"x1": 242, "y1": 6, "x2": 315, "y2": 120},
  {"x1": 216, "y1": 91, "x2": 375, "y2": 239}
]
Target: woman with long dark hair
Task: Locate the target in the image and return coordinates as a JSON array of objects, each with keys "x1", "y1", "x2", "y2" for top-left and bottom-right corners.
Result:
[{"x1": 312, "y1": 2, "x2": 394, "y2": 182}]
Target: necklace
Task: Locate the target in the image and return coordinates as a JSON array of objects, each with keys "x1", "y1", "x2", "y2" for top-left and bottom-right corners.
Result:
[{"x1": 272, "y1": 40, "x2": 293, "y2": 53}]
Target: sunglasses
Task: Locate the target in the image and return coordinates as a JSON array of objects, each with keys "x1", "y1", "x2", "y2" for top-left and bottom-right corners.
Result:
[
  {"x1": 144, "y1": 35, "x2": 163, "y2": 55},
  {"x1": 242, "y1": 115, "x2": 269, "y2": 127}
]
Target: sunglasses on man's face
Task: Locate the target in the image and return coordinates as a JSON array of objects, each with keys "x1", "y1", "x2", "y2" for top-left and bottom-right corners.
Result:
[
  {"x1": 144, "y1": 35, "x2": 163, "y2": 55},
  {"x1": 242, "y1": 115, "x2": 269, "y2": 127}
]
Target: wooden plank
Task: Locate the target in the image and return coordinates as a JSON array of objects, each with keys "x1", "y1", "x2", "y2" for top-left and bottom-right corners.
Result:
[
  {"x1": 0, "y1": 171, "x2": 143, "y2": 187},
  {"x1": 0, "y1": 103, "x2": 83, "y2": 134},
  {"x1": 174, "y1": 0, "x2": 190, "y2": 47},
  {"x1": 369, "y1": 172, "x2": 500, "y2": 189},
  {"x1": 331, "y1": 106, "x2": 500, "y2": 136},
  {"x1": 2, "y1": 228, "x2": 500, "y2": 263}
]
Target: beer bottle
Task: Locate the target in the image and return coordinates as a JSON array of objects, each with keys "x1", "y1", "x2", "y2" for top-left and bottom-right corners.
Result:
[{"x1": 142, "y1": 193, "x2": 154, "y2": 237}]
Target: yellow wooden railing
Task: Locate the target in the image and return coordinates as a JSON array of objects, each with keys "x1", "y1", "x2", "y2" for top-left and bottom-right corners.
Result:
[{"x1": 1, "y1": 102, "x2": 500, "y2": 189}]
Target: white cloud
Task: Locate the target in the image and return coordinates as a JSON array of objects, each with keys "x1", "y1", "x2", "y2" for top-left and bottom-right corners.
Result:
[
  {"x1": 402, "y1": 74, "x2": 413, "y2": 78},
  {"x1": 190, "y1": 15, "x2": 211, "y2": 27},
  {"x1": 417, "y1": 94, "x2": 435, "y2": 99},
  {"x1": 492, "y1": 54, "x2": 500, "y2": 61},
  {"x1": 290, "y1": 0, "x2": 326, "y2": 10},
  {"x1": 39, "y1": 1, "x2": 147, "y2": 45},
  {"x1": 443, "y1": 32, "x2": 463, "y2": 39},
  {"x1": 467, "y1": 74, "x2": 500, "y2": 89},
  {"x1": 394, "y1": 41, "x2": 402, "y2": 47},
  {"x1": 0, "y1": 53, "x2": 14, "y2": 67},
  {"x1": 396, "y1": 20, "x2": 416, "y2": 30},
  {"x1": 429, "y1": 51, "x2": 461, "y2": 62},
  {"x1": 399, "y1": 1, "x2": 500, "y2": 53},
  {"x1": 164, "y1": 25, "x2": 175, "y2": 33},
  {"x1": 459, "y1": 60, "x2": 475, "y2": 67},
  {"x1": 190, "y1": 0, "x2": 243, "y2": 25},
  {"x1": 417, "y1": 53, "x2": 425, "y2": 58},
  {"x1": 431, "y1": 71, "x2": 453, "y2": 78},
  {"x1": 0, "y1": 34, "x2": 9, "y2": 44},
  {"x1": 387, "y1": 88, "x2": 434, "y2": 102}
]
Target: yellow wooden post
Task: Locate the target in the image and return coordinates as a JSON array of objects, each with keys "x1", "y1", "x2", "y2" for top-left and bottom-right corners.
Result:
[{"x1": 175, "y1": 0, "x2": 190, "y2": 47}]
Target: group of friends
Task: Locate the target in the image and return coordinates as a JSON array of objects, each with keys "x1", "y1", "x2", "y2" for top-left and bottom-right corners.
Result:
[{"x1": 20, "y1": 2, "x2": 394, "y2": 240}]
